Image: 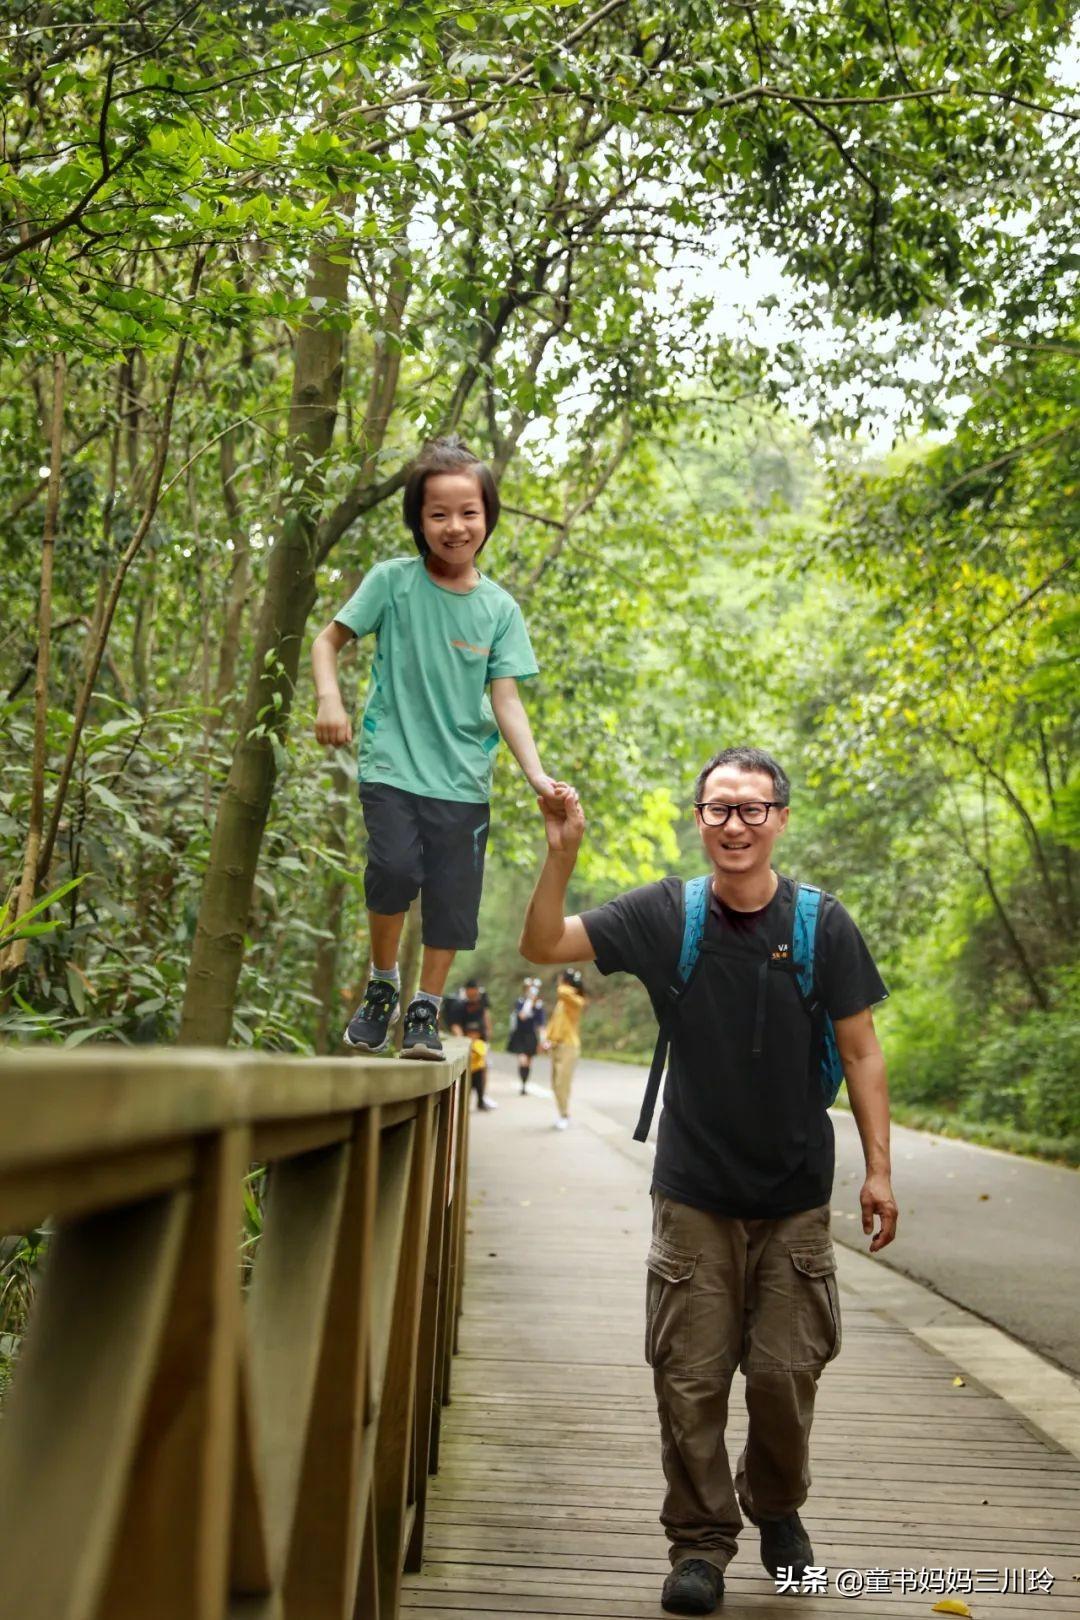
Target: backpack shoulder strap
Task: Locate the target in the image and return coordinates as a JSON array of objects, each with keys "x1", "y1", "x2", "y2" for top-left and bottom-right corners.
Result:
[
  {"x1": 633, "y1": 876, "x2": 710, "y2": 1144},
  {"x1": 792, "y1": 882, "x2": 822, "y2": 1003},
  {"x1": 677, "y1": 874, "x2": 710, "y2": 986}
]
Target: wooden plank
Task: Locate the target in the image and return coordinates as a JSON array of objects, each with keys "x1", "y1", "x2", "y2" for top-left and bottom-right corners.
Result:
[
  {"x1": 424, "y1": 1490, "x2": 1080, "y2": 1527},
  {"x1": 429, "y1": 1089, "x2": 461, "y2": 1470},
  {"x1": 0, "y1": 1192, "x2": 189, "y2": 1620},
  {"x1": 380, "y1": 1098, "x2": 423, "y2": 1129},
  {"x1": 405, "y1": 1088, "x2": 454, "y2": 1573},
  {"x1": 230, "y1": 1338, "x2": 273, "y2": 1596},
  {"x1": 0, "y1": 1046, "x2": 466, "y2": 1169},
  {"x1": 97, "y1": 1128, "x2": 248, "y2": 1620},
  {"x1": 0, "y1": 1140, "x2": 196, "y2": 1231},
  {"x1": 446, "y1": 1077, "x2": 469, "y2": 1370},
  {"x1": 374, "y1": 1097, "x2": 436, "y2": 1618},
  {"x1": 283, "y1": 1110, "x2": 379, "y2": 1614},
  {"x1": 250, "y1": 1114, "x2": 352, "y2": 1162},
  {"x1": 0, "y1": 1051, "x2": 233, "y2": 1167},
  {"x1": 368, "y1": 1120, "x2": 417, "y2": 1414},
  {"x1": 246, "y1": 1142, "x2": 350, "y2": 1584}
]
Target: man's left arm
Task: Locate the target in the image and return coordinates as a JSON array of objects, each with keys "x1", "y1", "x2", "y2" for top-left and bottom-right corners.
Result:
[{"x1": 834, "y1": 1007, "x2": 898, "y2": 1253}]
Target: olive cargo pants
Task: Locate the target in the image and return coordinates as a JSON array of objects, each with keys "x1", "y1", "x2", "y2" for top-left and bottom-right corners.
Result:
[{"x1": 646, "y1": 1193, "x2": 841, "y2": 1572}]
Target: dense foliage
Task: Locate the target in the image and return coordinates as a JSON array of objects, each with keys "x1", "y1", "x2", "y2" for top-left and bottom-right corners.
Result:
[{"x1": 0, "y1": 2, "x2": 1076, "y2": 1152}]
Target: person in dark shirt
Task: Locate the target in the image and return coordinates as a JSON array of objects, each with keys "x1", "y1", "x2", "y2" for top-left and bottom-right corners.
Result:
[
  {"x1": 447, "y1": 978, "x2": 492, "y2": 1040},
  {"x1": 518, "y1": 745, "x2": 897, "y2": 1617}
]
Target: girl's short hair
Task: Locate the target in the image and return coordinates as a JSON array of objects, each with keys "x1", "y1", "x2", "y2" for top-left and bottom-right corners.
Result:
[{"x1": 402, "y1": 436, "x2": 500, "y2": 555}]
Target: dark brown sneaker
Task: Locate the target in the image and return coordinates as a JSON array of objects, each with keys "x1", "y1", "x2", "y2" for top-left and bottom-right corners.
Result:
[{"x1": 661, "y1": 1558, "x2": 724, "y2": 1614}]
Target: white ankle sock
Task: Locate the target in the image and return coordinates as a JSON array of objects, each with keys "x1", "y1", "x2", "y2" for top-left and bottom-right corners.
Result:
[{"x1": 371, "y1": 965, "x2": 400, "y2": 989}]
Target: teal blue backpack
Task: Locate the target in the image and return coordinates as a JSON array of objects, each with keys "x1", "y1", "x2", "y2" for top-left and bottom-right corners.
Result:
[{"x1": 632, "y1": 876, "x2": 844, "y2": 1142}]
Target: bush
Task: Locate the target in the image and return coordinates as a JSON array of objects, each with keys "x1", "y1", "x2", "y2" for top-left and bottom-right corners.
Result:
[
  {"x1": 878, "y1": 978, "x2": 975, "y2": 1111},
  {"x1": 965, "y1": 978, "x2": 1080, "y2": 1139}
]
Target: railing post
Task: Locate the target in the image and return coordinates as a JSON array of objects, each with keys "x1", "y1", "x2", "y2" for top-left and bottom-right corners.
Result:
[
  {"x1": 371, "y1": 1095, "x2": 436, "y2": 1619},
  {"x1": 97, "y1": 1127, "x2": 248, "y2": 1620},
  {"x1": 0, "y1": 1044, "x2": 468, "y2": 1620},
  {"x1": 404, "y1": 1084, "x2": 454, "y2": 1572}
]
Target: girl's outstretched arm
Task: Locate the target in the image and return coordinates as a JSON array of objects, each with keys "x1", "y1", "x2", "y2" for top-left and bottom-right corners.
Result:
[{"x1": 490, "y1": 676, "x2": 561, "y2": 804}]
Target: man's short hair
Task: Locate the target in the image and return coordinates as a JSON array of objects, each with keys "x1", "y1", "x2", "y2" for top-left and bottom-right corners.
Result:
[
  {"x1": 402, "y1": 435, "x2": 500, "y2": 555},
  {"x1": 464, "y1": 977, "x2": 480, "y2": 989},
  {"x1": 694, "y1": 747, "x2": 791, "y2": 806}
]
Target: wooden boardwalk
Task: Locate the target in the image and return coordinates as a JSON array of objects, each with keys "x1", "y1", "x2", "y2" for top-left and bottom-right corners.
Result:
[{"x1": 403, "y1": 1066, "x2": 1080, "y2": 1620}]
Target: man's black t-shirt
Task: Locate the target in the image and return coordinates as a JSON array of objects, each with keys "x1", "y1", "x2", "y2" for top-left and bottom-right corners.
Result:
[
  {"x1": 446, "y1": 990, "x2": 489, "y2": 1036},
  {"x1": 581, "y1": 874, "x2": 887, "y2": 1220}
]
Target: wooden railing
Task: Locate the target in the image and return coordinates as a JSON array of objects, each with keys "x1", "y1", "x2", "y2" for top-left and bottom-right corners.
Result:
[{"x1": 0, "y1": 1043, "x2": 470, "y2": 1620}]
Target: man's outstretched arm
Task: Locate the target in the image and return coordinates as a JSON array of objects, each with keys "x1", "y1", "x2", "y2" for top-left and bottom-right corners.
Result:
[{"x1": 518, "y1": 789, "x2": 596, "y2": 965}]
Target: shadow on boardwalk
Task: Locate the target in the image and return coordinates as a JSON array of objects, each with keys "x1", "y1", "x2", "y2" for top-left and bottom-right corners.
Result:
[{"x1": 404, "y1": 1070, "x2": 1080, "y2": 1620}]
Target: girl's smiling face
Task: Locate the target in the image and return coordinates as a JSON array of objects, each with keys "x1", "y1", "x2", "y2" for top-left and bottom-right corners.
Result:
[{"x1": 421, "y1": 471, "x2": 488, "y2": 575}]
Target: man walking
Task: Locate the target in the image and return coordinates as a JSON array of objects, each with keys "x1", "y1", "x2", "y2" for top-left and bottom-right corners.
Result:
[{"x1": 519, "y1": 747, "x2": 897, "y2": 1615}]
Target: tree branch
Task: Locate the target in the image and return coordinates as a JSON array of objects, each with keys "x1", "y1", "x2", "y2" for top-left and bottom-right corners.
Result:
[
  {"x1": 36, "y1": 250, "x2": 206, "y2": 885},
  {"x1": 0, "y1": 60, "x2": 145, "y2": 265},
  {"x1": 977, "y1": 553, "x2": 1077, "y2": 641}
]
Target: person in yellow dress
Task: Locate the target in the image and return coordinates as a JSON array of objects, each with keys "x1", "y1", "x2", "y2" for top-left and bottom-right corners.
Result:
[{"x1": 544, "y1": 968, "x2": 588, "y2": 1130}]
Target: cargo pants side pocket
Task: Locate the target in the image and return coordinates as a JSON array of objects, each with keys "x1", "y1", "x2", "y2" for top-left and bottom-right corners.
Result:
[
  {"x1": 645, "y1": 1240, "x2": 697, "y2": 1369},
  {"x1": 788, "y1": 1246, "x2": 842, "y2": 1367}
]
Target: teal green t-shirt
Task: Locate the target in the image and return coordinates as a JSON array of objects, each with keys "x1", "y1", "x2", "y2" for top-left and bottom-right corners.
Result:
[{"x1": 333, "y1": 556, "x2": 539, "y2": 804}]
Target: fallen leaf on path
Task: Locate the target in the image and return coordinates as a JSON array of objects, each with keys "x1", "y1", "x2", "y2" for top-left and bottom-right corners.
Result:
[
  {"x1": 932, "y1": 1601, "x2": 972, "y2": 1616},
  {"x1": 979, "y1": 1192, "x2": 990, "y2": 1200},
  {"x1": 952, "y1": 1375, "x2": 966, "y2": 1386}
]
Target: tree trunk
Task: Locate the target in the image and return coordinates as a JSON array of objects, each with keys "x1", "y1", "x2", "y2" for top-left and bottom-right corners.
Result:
[
  {"x1": 2, "y1": 354, "x2": 64, "y2": 972},
  {"x1": 212, "y1": 428, "x2": 251, "y2": 725},
  {"x1": 179, "y1": 221, "x2": 354, "y2": 1046},
  {"x1": 130, "y1": 557, "x2": 157, "y2": 712},
  {"x1": 976, "y1": 861, "x2": 1050, "y2": 1011}
]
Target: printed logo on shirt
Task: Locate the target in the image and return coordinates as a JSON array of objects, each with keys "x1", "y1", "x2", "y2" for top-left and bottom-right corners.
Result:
[
  {"x1": 771, "y1": 943, "x2": 791, "y2": 961},
  {"x1": 451, "y1": 638, "x2": 491, "y2": 657}
]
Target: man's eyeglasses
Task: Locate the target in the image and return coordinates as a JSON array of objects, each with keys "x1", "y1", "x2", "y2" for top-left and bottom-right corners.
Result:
[{"x1": 694, "y1": 800, "x2": 783, "y2": 828}]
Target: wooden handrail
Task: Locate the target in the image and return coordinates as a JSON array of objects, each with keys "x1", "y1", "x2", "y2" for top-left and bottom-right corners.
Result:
[{"x1": 0, "y1": 1043, "x2": 471, "y2": 1620}]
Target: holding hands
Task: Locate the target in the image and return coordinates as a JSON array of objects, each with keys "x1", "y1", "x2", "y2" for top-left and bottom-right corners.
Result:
[
  {"x1": 538, "y1": 781, "x2": 585, "y2": 856},
  {"x1": 528, "y1": 773, "x2": 567, "y2": 812}
]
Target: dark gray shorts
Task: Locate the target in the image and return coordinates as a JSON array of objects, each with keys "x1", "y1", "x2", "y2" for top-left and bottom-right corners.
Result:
[{"x1": 359, "y1": 783, "x2": 490, "y2": 950}]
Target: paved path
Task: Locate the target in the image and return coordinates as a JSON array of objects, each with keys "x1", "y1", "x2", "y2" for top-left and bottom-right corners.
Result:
[
  {"x1": 403, "y1": 1064, "x2": 1080, "y2": 1620},
  {"x1": 493, "y1": 1053, "x2": 1080, "y2": 1377}
]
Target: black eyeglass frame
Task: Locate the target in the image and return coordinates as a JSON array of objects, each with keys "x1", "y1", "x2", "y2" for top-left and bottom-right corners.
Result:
[{"x1": 693, "y1": 800, "x2": 785, "y2": 827}]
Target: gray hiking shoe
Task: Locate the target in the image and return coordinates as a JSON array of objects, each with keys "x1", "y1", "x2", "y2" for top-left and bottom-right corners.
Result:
[
  {"x1": 661, "y1": 1558, "x2": 724, "y2": 1614},
  {"x1": 754, "y1": 1509, "x2": 814, "y2": 1583},
  {"x1": 400, "y1": 998, "x2": 445, "y2": 1059},
  {"x1": 343, "y1": 978, "x2": 399, "y2": 1054}
]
